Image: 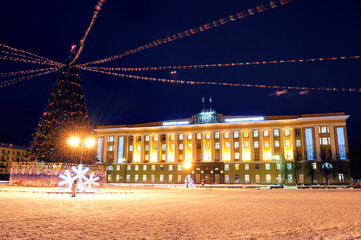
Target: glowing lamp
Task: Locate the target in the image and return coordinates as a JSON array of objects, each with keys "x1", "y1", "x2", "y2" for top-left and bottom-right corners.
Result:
[
  {"x1": 263, "y1": 152, "x2": 271, "y2": 160},
  {"x1": 68, "y1": 136, "x2": 80, "y2": 147},
  {"x1": 183, "y1": 162, "x2": 192, "y2": 169},
  {"x1": 84, "y1": 137, "x2": 96, "y2": 148},
  {"x1": 243, "y1": 151, "x2": 251, "y2": 161}
]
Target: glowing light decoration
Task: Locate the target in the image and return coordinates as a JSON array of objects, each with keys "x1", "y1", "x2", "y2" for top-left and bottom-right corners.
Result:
[
  {"x1": 225, "y1": 117, "x2": 264, "y2": 123},
  {"x1": 163, "y1": 121, "x2": 189, "y2": 126},
  {"x1": 243, "y1": 151, "x2": 251, "y2": 161},
  {"x1": 58, "y1": 164, "x2": 101, "y2": 192}
]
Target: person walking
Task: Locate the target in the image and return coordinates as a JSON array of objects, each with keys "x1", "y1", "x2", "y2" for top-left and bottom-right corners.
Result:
[{"x1": 71, "y1": 179, "x2": 77, "y2": 197}]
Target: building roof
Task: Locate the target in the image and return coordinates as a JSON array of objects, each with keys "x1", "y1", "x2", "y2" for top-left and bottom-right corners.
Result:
[{"x1": 0, "y1": 142, "x2": 28, "y2": 151}]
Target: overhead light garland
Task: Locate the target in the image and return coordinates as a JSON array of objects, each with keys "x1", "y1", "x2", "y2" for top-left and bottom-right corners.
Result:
[
  {"x1": 0, "y1": 68, "x2": 59, "y2": 88},
  {"x1": 0, "y1": 67, "x2": 58, "y2": 78}
]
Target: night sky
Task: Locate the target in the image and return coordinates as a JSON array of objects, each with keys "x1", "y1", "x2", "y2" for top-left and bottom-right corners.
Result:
[{"x1": 1, "y1": 0, "x2": 360, "y2": 177}]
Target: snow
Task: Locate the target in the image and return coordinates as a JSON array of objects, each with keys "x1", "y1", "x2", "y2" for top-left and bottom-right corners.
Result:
[{"x1": 0, "y1": 183, "x2": 361, "y2": 239}]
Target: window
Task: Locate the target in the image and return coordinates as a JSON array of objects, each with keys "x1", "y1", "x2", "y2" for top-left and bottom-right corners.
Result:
[
  {"x1": 153, "y1": 145, "x2": 158, "y2": 150},
  {"x1": 178, "y1": 134, "x2": 183, "y2": 141},
  {"x1": 235, "y1": 164, "x2": 239, "y2": 170},
  {"x1": 154, "y1": 135, "x2": 158, "y2": 141},
  {"x1": 151, "y1": 165, "x2": 155, "y2": 171},
  {"x1": 225, "y1": 175, "x2": 230, "y2": 183},
  {"x1": 135, "y1": 165, "x2": 139, "y2": 171},
  {"x1": 275, "y1": 141, "x2": 280, "y2": 148},
  {"x1": 296, "y1": 140, "x2": 301, "y2": 147},
  {"x1": 285, "y1": 140, "x2": 291, "y2": 148},
  {"x1": 297, "y1": 151, "x2": 302, "y2": 158},
  {"x1": 179, "y1": 144, "x2": 183, "y2": 150},
  {"x1": 243, "y1": 131, "x2": 249, "y2": 138},
  {"x1": 276, "y1": 163, "x2": 281, "y2": 170},
  {"x1": 234, "y1": 142, "x2": 239, "y2": 149},
  {"x1": 244, "y1": 142, "x2": 249, "y2": 149},
  {"x1": 254, "y1": 141, "x2": 259, "y2": 148},
  {"x1": 264, "y1": 141, "x2": 269, "y2": 148},
  {"x1": 143, "y1": 165, "x2": 147, "y2": 171},
  {"x1": 234, "y1": 131, "x2": 239, "y2": 139},
  {"x1": 171, "y1": 144, "x2": 175, "y2": 150},
  {"x1": 143, "y1": 175, "x2": 147, "y2": 182},
  {"x1": 126, "y1": 174, "x2": 130, "y2": 182},
  {"x1": 235, "y1": 152, "x2": 240, "y2": 159},
  {"x1": 145, "y1": 135, "x2": 150, "y2": 141},
  {"x1": 162, "y1": 144, "x2": 166, "y2": 151},
  {"x1": 224, "y1": 132, "x2": 229, "y2": 139},
  {"x1": 145, "y1": 155, "x2": 149, "y2": 161},
  {"x1": 134, "y1": 175, "x2": 139, "y2": 182},
  {"x1": 295, "y1": 129, "x2": 301, "y2": 136},
  {"x1": 274, "y1": 129, "x2": 279, "y2": 137},
  {"x1": 255, "y1": 175, "x2": 260, "y2": 183},
  {"x1": 225, "y1": 142, "x2": 230, "y2": 149},
  {"x1": 266, "y1": 174, "x2": 271, "y2": 183},
  {"x1": 245, "y1": 174, "x2": 250, "y2": 183},
  {"x1": 215, "y1": 142, "x2": 220, "y2": 149},
  {"x1": 206, "y1": 133, "x2": 210, "y2": 139},
  {"x1": 287, "y1": 163, "x2": 292, "y2": 170},
  {"x1": 116, "y1": 165, "x2": 121, "y2": 171},
  {"x1": 338, "y1": 173, "x2": 344, "y2": 183},
  {"x1": 162, "y1": 154, "x2": 166, "y2": 161},
  {"x1": 215, "y1": 153, "x2": 220, "y2": 160},
  {"x1": 170, "y1": 134, "x2": 175, "y2": 141},
  {"x1": 127, "y1": 165, "x2": 131, "y2": 171},
  {"x1": 161, "y1": 135, "x2": 166, "y2": 141},
  {"x1": 178, "y1": 165, "x2": 182, "y2": 171},
  {"x1": 151, "y1": 175, "x2": 155, "y2": 182},
  {"x1": 287, "y1": 174, "x2": 293, "y2": 183},
  {"x1": 145, "y1": 145, "x2": 149, "y2": 151},
  {"x1": 107, "y1": 145, "x2": 114, "y2": 151},
  {"x1": 107, "y1": 136, "x2": 115, "y2": 142},
  {"x1": 197, "y1": 153, "x2": 201, "y2": 160},
  {"x1": 196, "y1": 133, "x2": 202, "y2": 140},
  {"x1": 160, "y1": 175, "x2": 164, "y2": 182},
  {"x1": 285, "y1": 129, "x2": 290, "y2": 137},
  {"x1": 225, "y1": 164, "x2": 229, "y2": 171},
  {"x1": 177, "y1": 175, "x2": 182, "y2": 183},
  {"x1": 319, "y1": 126, "x2": 329, "y2": 134},
  {"x1": 245, "y1": 164, "x2": 249, "y2": 171},
  {"x1": 312, "y1": 162, "x2": 317, "y2": 170},
  {"x1": 187, "y1": 134, "x2": 192, "y2": 140},
  {"x1": 320, "y1": 137, "x2": 330, "y2": 145},
  {"x1": 137, "y1": 136, "x2": 142, "y2": 142},
  {"x1": 169, "y1": 165, "x2": 173, "y2": 171},
  {"x1": 197, "y1": 143, "x2": 201, "y2": 149},
  {"x1": 253, "y1": 130, "x2": 259, "y2": 138},
  {"x1": 255, "y1": 164, "x2": 260, "y2": 170},
  {"x1": 299, "y1": 174, "x2": 304, "y2": 183},
  {"x1": 265, "y1": 163, "x2": 270, "y2": 171},
  {"x1": 137, "y1": 145, "x2": 141, "y2": 151},
  {"x1": 215, "y1": 132, "x2": 220, "y2": 139},
  {"x1": 188, "y1": 143, "x2": 192, "y2": 150},
  {"x1": 264, "y1": 130, "x2": 269, "y2": 137},
  {"x1": 206, "y1": 143, "x2": 211, "y2": 149},
  {"x1": 169, "y1": 175, "x2": 173, "y2": 182}
]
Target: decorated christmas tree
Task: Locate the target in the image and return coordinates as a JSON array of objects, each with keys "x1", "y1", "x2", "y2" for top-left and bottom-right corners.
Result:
[{"x1": 28, "y1": 50, "x2": 97, "y2": 164}]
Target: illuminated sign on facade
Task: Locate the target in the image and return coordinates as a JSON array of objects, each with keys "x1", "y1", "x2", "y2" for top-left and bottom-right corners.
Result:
[
  {"x1": 163, "y1": 121, "x2": 189, "y2": 126},
  {"x1": 224, "y1": 117, "x2": 264, "y2": 123}
]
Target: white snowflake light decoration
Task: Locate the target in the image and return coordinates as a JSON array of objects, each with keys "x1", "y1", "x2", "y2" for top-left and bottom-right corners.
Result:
[{"x1": 57, "y1": 164, "x2": 101, "y2": 192}]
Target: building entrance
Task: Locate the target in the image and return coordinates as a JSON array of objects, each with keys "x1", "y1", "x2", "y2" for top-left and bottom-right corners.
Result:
[{"x1": 191, "y1": 162, "x2": 224, "y2": 184}]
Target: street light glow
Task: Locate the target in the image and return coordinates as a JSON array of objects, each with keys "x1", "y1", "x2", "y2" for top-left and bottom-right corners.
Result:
[
  {"x1": 183, "y1": 162, "x2": 192, "y2": 169},
  {"x1": 68, "y1": 136, "x2": 80, "y2": 147},
  {"x1": 84, "y1": 137, "x2": 96, "y2": 148}
]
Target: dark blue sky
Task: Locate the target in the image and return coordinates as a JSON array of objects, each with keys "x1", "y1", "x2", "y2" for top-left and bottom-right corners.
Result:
[{"x1": 1, "y1": 0, "x2": 360, "y2": 177}]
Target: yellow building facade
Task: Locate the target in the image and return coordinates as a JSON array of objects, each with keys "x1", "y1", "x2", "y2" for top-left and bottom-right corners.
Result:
[
  {"x1": 0, "y1": 143, "x2": 27, "y2": 179},
  {"x1": 95, "y1": 111, "x2": 351, "y2": 185}
]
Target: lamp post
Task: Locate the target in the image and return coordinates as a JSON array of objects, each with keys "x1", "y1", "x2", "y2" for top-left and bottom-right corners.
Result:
[{"x1": 68, "y1": 136, "x2": 96, "y2": 164}]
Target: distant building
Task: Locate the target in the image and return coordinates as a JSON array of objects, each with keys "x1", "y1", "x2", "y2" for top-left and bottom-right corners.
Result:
[
  {"x1": 0, "y1": 143, "x2": 27, "y2": 179},
  {"x1": 95, "y1": 110, "x2": 351, "y2": 185}
]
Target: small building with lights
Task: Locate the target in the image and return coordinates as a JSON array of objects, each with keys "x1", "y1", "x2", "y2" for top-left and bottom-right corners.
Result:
[
  {"x1": 95, "y1": 110, "x2": 351, "y2": 185},
  {"x1": 0, "y1": 143, "x2": 27, "y2": 180}
]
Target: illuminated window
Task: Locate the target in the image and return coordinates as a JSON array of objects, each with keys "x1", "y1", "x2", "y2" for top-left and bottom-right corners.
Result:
[
  {"x1": 319, "y1": 126, "x2": 329, "y2": 134},
  {"x1": 224, "y1": 132, "x2": 229, "y2": 139},
  {"x1": 285, "y1": 129, "x2": 290, "y2": 137},
  {"x1": 253, "y1": 130, "x2": 259, "y2": 138},
  {"x1": 129, "y1": 145, "x2": 133, "y2": 152},
  {"x1": 264, "y1": 130, "x2": 269, "y2": 137},
  {"x1": 169, "y1": 175, "x2": 173, "y2": 182},
  {"x1": 274, "y1": 129, "x2": 279, "y2": 137},
  {"x1": 265, "y1": 163, "x2": 270, "y2": 170},
  {"x1": 107, "y1": 145, "x2": 114, "y2": 151},
  {"x1": 285, "y1": 140, "x2": 291, "y2": 148},
  {"x1": 244, "y1": 142, "x2": 249, "y2": 149},
  {"x1": 287, "y1": 174, "x2": 293, "y2": 183},
  {"x1": 266, "y1": 174, "x2": 271, "y2": 183},
  {"x1": 116, "y1": 165, "x2": 120, "y2": 171},
  {"x1": 287, "y1": 163, "x2": 292, "y2": 170},
  {"x1": 177, "y1": 175, "x2": 182, "y2": 183},
  {"x1": 276, "y1": 163, "x2": 281, "y2": 170},
  {"x1": 162, "y1": 154, "x2": 166, "y2": 161},
  {"x1": 234, "y1": 142, "x2": 239, "y2": 149},
  {"x1": 188, "y1": 134, "x2": 192, "y2": 140},
  {"x1": 151, "y1": 175, "x2": 155, "y2": 182},
  {"x1": 127, "y1": 165, "x2": 131, "y2": 171},
  {"x1": 179, "y1": 134, "x2": 183, "y2": 141},
  {"x1": 235, "y1": 152, "x2": 240, "y2": 159},
  {"x1": 162, "y1": 144, "x2": 166, "y2": 151},
  {"x1": 337, "y1": 127, "x2": 347, "y2": 160},
  {"x1": 154, "y1": 135, "x2": 158, "y2": 141},
  {"x1": 154, "y1": 145, "x2": 158, "y2": 150},
  {"x1": 143, "y1": 175, "x2": 147, "y2": 182},
  {"x1": 296, "y1": 140, "x2": 301, "y2": 147},
  {"x1": 145, "y1": 154, "x2": 149, "y2": 161},
  {"x1": 143, "y1": 165, "x2": 147, "y2": 171},
  {"x1": 171, "y1": 144, "x2": 175, "y2": 150},
  {"x1": 255, "y1": 164, "x2": 259, "y2": 170},
  {"x1": 234, "y1": 131, "x2": 239, "y2": 139},
  {"x1": 245, "y1": 164, "x2": 249, "y2": 171},
  {"x1": 225, "y1": 175, "x2": 230, "y2": 183},
  {"x1": 243, "y1": 131, "x2": 249, "y2": 138},
  {"x1": 255, "y1": 175, "x2": 260, "y2": 183},
  {"x1": 145, "y1": 145, "x2": 149, "y2": 151},
  {"x1": 206, "y1": 143, "x2": 211, "y2": 149},
  {"x1": 170, "y1": 134, "x2": 175, "y2": 141},
  {"x1": 264, "y1": 141, "x2": 269, "y2": 148},
  {"x1": 126, "y1": 174, "x2": 130, "y2": 182},
  {"x1": 206, "y1": 133, "x2": 210, "y2": 139},
  {"x1": 160, "y1": 175, "x2": 164, "y2": 182},
  {"x1": 134, "y1": 165, "x2": 139, "y2": 171},
  {"x1": 312, "y1": 162, "x2": 317, "y2": 170},
  {"x1": 275, "y1": 141, "x2": 280, "y2": 148},
  {"x1": 225, "y1": 142, "x2": 230, "y2": 149},
  {"x1": 245, "y1": 174, "x2": 250, "y2": 183},
  {"x1": 225, "y1": 164, "x2": 229, "y2": 171},
  {"x1": 235, "y1": 164, "x2": 239, "y2": 170},
  {"x1": 178, "y1": 165, "x2": 182, "y2": 171},
  {"x1": 134, "y1": 175, "x2": 138, "y2": 182},
  {"x1": 107, "y1": 136, "x2": 114, "y2": 142},
  {"x1": 196, "y1": 133, "x2": 201, "y2": 140},
  {"x1": 145, "y1": 135, "x2": 149, "y2": 141},
  {"x1": 254, "y1": 141, "x2": 259, "y2": 148},
  {"x1": 215, "y1": 132, "x2": 220, "y2": 139},
  {"x1": 215, "y1": 142, "x2": 220, "y2": 149},
  {"x1": 169, "y1": 165, "x2": 173, "y2": 171},
  {"x1": 321, "y1": 137, "x2": 329, "y2": 145},
  {"x1": 188, "y1": 143, "x2": 192, "y2": 150},
  {"x1": 179, "y1": 144, "x2": 183, "y2": 150},
  {"x1": 137, "y1": 145, "x2": 141, "y2": 151}
]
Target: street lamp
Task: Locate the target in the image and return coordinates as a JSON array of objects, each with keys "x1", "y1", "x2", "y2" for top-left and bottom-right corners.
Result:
[
  {"x1": 183, "y1": 162, "x2": 193, "y2": 188},
  {"x1": 67, "y1": 136, "x2": 96, "y2": 164}
]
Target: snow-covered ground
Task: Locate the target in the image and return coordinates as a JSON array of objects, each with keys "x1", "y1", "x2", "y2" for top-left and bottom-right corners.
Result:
[{"x1": 0, "y1": 184, "x2": 360, "y2": 239}]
